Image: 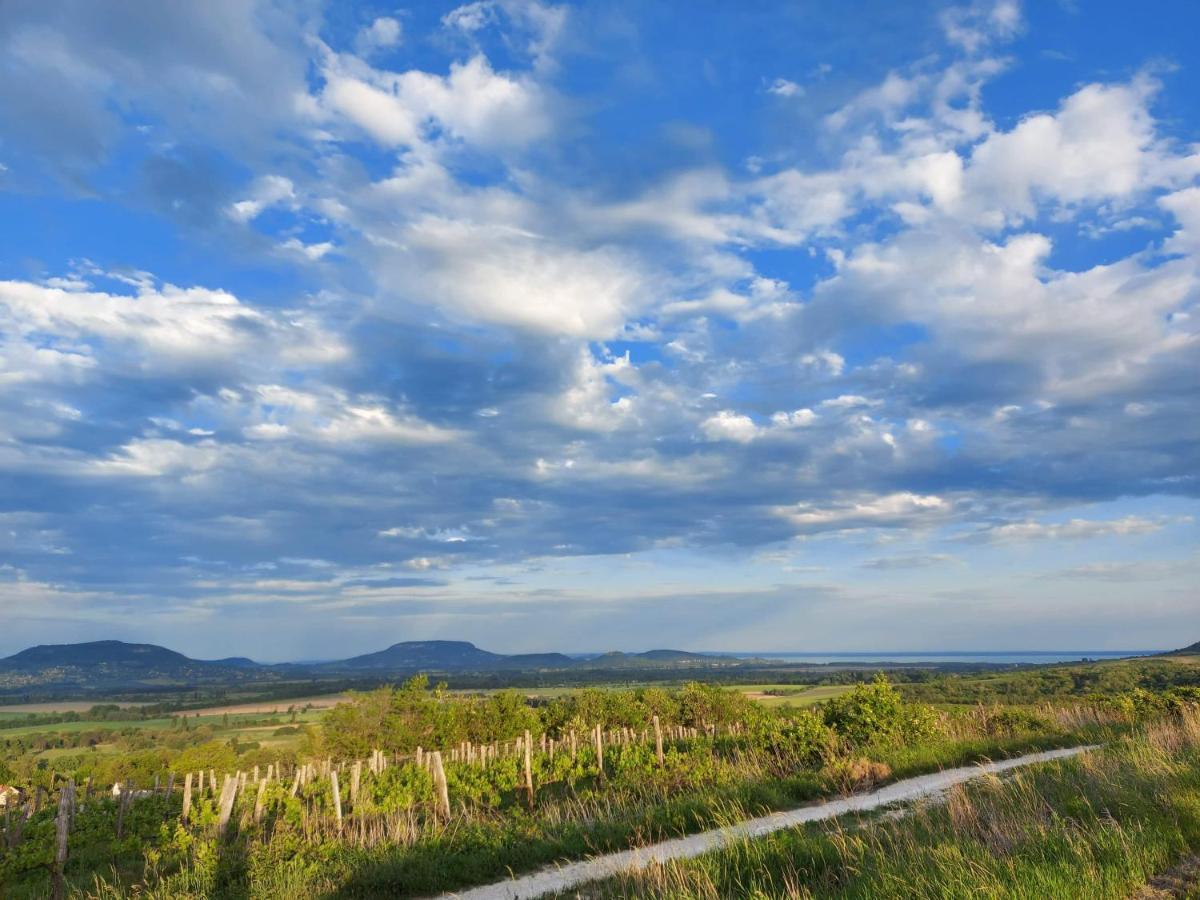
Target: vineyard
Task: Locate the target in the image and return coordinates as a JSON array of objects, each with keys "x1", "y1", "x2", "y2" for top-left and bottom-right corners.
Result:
[{"x1": 0, "y1": 674, "x2": 1154, "y2": 898}]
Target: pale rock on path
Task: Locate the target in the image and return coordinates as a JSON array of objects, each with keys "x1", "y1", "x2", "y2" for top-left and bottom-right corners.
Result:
[{"x1": 437, "y1": 745, "x2": 1097, "y2": 900}]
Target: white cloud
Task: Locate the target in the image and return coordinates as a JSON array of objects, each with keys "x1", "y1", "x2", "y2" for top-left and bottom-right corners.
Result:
[
  {"x1": 92, "y1": 437, "x2": 224, "y2": 478},
  {"x1": 237, "y1": 385, "x2": 460, "y2": 446},
  {"x1": 767, "y1": 78, "x2": 803, "y2": 98},
  {"x1": 941, "y1": 0, "x2": 1022, "y2": 54},
  {"x1": 0, "y1": 278, "x2": 344, "y2": 374},
  {"x1": 279, "y1": 237, "x2": 334, "y2": 260},
  {"x1": 960, "y1": 515, "x2": 1172, "y2": 544},
  {"x1": 227, "y1": 174, "x2": 295, "y2": 223},
  {"x1": 777, "y1": 492, "x2": 950, "y2": 534},
  {"x1": 393, "y1": 218, "x2": 646, "y2": 336},
  {"x1": 770, "y1": 408, "x2": 817, "y2": 428},
  {"x1": 1161, "y1": 186, "x2": 1200, "y2": 257},
  {"x1": 442, "y1": 1, "x2": 496, "y2": 33},
  {"x1": 819, "y1": 394, "x2": 878, "y2": 410},
  {"x1": 550, "y1": 348, "x2": 638, "y2": 432},
  {"x1": 357, "y1": 17, "x2": 403, "y2": 53},
  {"x1": 320, "y1": 54, "x2": 550, "y2": 150},
  {"x1": 963, "y1": 77, "x2": 1187, "y2": 225},
  {"x1": 701, "y1": 410, "x2": 760, "y2": 443},
  {"x1": 825, "y1": 72, "x2": 921, "y2": 131}
]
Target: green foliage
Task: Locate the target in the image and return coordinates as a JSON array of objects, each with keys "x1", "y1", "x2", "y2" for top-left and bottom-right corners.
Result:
[
  {"x1": 1104, "y1": 686, "x2": 1200, "y2": 720},
  {"x1": 749, "y1": 709, "x2": 837, "y2": 774},
  {"x1": 322, "y1": 678, "x2": 542, "y2": 758},
  {"x1": 821, "y1": 675, "x2": 939, "y2": 747}
]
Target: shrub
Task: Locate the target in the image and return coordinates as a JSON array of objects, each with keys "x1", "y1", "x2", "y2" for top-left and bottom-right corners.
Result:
[
  {"x1": 750, "y1": 710, "x2": 837, "y2": 774},
  {"x1": 822, "y1": 675, "x2": 939, "y2": 746}
]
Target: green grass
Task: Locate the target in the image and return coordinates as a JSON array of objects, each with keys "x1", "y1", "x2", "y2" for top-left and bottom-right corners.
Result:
[{"x1": 565, "y1": 713, "x2": 1200, "y2": 899}]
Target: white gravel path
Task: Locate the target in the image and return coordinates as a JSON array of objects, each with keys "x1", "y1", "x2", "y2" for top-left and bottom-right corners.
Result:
[{"x1": 437, "y1": 744, "x2": 1097, "y2": 900}]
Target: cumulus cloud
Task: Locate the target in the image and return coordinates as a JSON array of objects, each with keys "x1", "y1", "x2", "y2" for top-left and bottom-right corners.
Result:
[
  {"x1": 319, "y1": 53, "x2": 551, "y2": 150},
  {"x1": 383, "y1": 219, "x2": 647, "y2": 336},
  {"x1": 357, "y1": 16, "x2": 402, "y2": 53},
  {"x1": 0, "y1": 277, "x2": 343, "y2": 375},
  {"x1": 701, "y1": 410, "x2": 760, "y2": 443},
  {"x1": 962, "y1": 77, "x2": 1187, "y2": 225}
]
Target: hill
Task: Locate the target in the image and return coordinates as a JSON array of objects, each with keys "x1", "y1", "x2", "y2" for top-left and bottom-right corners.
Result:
[
  {"x1": 0, "y1": 640, "x2": 270, "y2": 695},
  {"x1": 0, "y1": 640, "x2": 192, "y2": 671},
  {"x1": 0, "y1": 638, "x2": 741, "y2": 697},
  {"x1": 323, "y1": 642, "x2": 716, "y2": 672},
  {"x1": 1167, "y1": 640, "x2": 1200, "y2": 655},
  {"x1": 331, "y1": 640, "x2": 506, "y2": 671}
]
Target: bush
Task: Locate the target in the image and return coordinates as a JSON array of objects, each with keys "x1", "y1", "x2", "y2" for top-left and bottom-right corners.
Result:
[
  {"x1": 821, "y1": 675, "x2": 939, "y2": 747},
  {"x1": 750, "y1": 710, "x2": 836, "y2": 774}
]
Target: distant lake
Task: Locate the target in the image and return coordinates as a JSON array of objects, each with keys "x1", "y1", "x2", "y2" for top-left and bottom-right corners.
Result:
[{"x1": 725, "y1": 651, "x2": 1153, "y2": 665}]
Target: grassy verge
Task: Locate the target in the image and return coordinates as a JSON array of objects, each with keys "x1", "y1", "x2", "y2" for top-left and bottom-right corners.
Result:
[{"x1": 565, "y1": 712, "x2": 1200, "y2": 899}]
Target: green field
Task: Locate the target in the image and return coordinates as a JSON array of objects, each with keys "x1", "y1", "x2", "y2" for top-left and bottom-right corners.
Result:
[{"x1": 739, "y1": 684, "x2": 856, "y2": 707}]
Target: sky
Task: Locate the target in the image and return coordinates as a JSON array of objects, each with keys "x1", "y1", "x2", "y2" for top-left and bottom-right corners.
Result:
[{"x1": 0, "y1": 0, "x2": 1197, "y2": 660}]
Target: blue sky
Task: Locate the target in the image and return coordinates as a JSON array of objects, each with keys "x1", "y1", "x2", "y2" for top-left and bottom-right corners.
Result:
[{"x1": 0, "y1": 0, "x2": 1197, "y2": 660}]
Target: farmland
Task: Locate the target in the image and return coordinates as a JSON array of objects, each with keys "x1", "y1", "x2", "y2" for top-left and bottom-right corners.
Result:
[{"x1": 0, "y1": 654, "x2": 1197, "y2": 898}]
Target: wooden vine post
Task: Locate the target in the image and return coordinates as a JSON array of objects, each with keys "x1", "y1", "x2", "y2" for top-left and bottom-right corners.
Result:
[
  {"x1": 331, "y1": 770, "x2": 343, "y2": 830},
  {"x1": 653, "y1": 715, "x2": 664, "y2": 766},
  {"x1": 115, "y1": 784, "x2": 129, "y2": 839},
  {"x1": 594, "y1": 724, "x2": 604, "y2": 781},
  {"x1": 350, "y1": 761, "x2": 362, "y2": 807},
  {"x1": 217, "y1": 775, "x2": 237, "y2": 833},
  {"x1": 254, "y1": 777, "x2": 268, "y2": 823},
  {"x1": 523, "y1": 730, "x2": 535, "y2": 809},
  {"x1": 51, "y1": 779, "x2": 75, "y2": 900},
  {"x1": 430, "y1": 751, "x2": 451, "y2": 821},
  {"x1": 181, "y1": 772, "x2": 193, "y2": 824}
]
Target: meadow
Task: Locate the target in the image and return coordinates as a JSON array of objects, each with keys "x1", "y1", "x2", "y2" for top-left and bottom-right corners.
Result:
[{"x1": 0, "y1": 657, "x2": 1196, "y2": 898}]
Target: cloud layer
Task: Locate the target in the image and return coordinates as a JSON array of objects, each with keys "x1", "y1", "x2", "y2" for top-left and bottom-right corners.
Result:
[{"x1": 0, "y1": 0, "x2": 1196, "y2": 657}]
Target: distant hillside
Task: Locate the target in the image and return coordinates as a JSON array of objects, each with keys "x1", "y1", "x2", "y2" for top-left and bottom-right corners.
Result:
[
  {"x1": 0, "y1": 640, "x2": 269, "y2": 694},
  {"x1": 0, "y1": 638, "x2": 742, "y2": 695},
  {"x1": 332, "y1": 640, "x2": 506, "y2": 671},
  {"x1": 323, "y1": 641, "x2": 712, "y2": 672},
  {"x1": 0, "y1": 640, "x2": 193, "y2": 671},
  {"x1": 1167, "y1": 640, "x2": 1200, "y2": 655}
]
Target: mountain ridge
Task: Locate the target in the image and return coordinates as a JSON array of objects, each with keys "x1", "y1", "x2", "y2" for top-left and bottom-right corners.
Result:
[{"x1": 0, "y1": 638, "x2": 729, "y2": 681}]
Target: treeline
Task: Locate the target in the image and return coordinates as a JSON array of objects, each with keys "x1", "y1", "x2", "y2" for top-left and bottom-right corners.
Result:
[{"x1": 899, "y1": 659, "x2": 1200, "y2": 705}]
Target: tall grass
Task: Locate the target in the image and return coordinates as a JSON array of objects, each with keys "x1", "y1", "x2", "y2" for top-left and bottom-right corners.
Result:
[{"x1": 571, "y1": 710, "x2": 1200, "y2": 899}]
